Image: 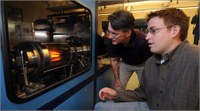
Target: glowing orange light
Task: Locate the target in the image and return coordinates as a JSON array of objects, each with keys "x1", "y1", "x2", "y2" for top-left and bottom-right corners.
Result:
[{"x1": 50, "y1": 50, "x2": 61, "y2": 62}]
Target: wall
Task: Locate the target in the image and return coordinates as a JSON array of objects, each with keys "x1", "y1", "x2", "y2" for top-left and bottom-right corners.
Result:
[{"x1": 98, "y1": 0, "x2": 199, "y2": 44}]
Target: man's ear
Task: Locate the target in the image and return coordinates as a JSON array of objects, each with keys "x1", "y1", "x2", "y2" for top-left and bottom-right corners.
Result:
[
  {"x1": 171, "y1": 25, "x2": 181, "y2": 37},
  {"x1": 126, "y1": 30, "x2": 132, "y2": 38}
]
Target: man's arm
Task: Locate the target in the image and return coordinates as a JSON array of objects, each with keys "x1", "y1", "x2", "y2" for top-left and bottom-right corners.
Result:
[
  {"x1": 98, "y1": 86, "x2": 146, "y2": 102},
  {"x1": 114, "y1": 86, "x2": 146, "y2": 102},
  {"x1": 110, "y1": 57, "x2": 123, "y2": 89},
  {"x1": 114, "y1": 63, "x2": 147, "y2": 102},
  {"x1": 99, "y1": 87, "x2": 117, "y2": 101}
]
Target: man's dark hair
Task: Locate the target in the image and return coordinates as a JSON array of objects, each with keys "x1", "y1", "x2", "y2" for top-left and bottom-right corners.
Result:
[
  {"x1": 66, "y1": 15, "x2": 83, "y2": 25},
  {"x1": 34, "y1": 18, "x2": 52, "y2": 27},
  {"x1": 65, "y1": 15, "x2": 83, "y2": 27},
  {"x1": 146, "y1": 8, "x2": 189, "y2": 41},
  {"x1": 108, "y1": 10, "x2": 135, "y2": 32}
]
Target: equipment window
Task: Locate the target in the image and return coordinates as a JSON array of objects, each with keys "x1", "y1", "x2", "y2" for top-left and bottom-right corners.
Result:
[{"x1": 4, "y1": 1, "x2": 91, "y2": 102}]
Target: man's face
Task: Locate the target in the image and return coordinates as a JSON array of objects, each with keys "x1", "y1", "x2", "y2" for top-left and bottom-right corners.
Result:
[
  {"x1": 146, "y1": 17, "x2": 173, "y2": 55},
  {"x1": 35, "y1": 24, "x2": 50, "y2": 30},
  {"x1": 34, "y1": 24, "x2": 50, "y2": 42},
  {"x1": 107, "y1": 22, "x2": 129, "y2": 45}
]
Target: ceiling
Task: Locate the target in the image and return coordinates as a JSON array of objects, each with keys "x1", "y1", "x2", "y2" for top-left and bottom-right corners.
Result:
[
  {"x1": 98, "y1": 0, "x2": 144, "y2": 6},
  {"x1": 98, "y1": 0, "x2": 199, "y2": 6}
]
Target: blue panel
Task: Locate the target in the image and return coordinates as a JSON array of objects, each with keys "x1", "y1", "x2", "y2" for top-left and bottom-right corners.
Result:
[
  {"x1": 0, "y1": 50, "x2": 4, "y2": 110},
  {"x1": 95, "y1": 68, "x2": 114, "y2": 103},
  {"x1": 1, "y1": 70, "x2": 95, "y2": 110},
  {"x1": 54, "y1": 82, "x2": 94, "y2": 110}
]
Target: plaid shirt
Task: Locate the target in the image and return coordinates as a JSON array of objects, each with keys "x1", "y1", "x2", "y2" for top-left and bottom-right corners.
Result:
[{"x1": 116, "y1": 41, "x2": 199, "y2": 110}]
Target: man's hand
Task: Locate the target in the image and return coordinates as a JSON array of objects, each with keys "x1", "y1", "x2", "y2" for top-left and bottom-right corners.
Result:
[{"x1": 99, "y1": 87, "x2": 117, "y2": 101}]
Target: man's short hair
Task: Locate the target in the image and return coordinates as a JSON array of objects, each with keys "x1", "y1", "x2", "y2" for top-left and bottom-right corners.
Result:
[
  {"x1": 34, "y1": 18, "x2": 52, "y2": 28},
  {"x1": 146, "y1": 8, "x2": 189, "y2": 41},
  {"x1": 108, "y1": 10, "x2": 135, "y2": 32}
]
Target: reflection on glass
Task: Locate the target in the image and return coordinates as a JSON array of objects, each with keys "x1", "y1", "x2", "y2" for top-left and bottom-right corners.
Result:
[{"x1": 5, "y1": 1, "x2": 91, "y2": 99}]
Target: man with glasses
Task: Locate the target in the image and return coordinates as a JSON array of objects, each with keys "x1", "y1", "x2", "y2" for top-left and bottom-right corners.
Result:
[
  {"x1": 95, "y1": 8, "x2": 199, "y2": 110},
  {"x1": 106, "y1": 10, "x2": 152, "y2": 90}
]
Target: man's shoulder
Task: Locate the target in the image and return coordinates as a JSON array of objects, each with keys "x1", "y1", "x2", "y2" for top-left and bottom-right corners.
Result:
[
  {"x1": 133, "y1": 30, "x2": 146, "y2": 39},
  {"x1": 131, "y1": 30, "x2": 148, "y2": 47},
  {"x1": 181, "y1": 41, "x2": 199, "y2": 55},
  {"x1": 175, "y1": 41, "x2": 199, "y2": 64}
]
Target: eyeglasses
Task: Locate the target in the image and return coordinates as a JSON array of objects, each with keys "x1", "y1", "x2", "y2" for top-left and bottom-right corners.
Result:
[
  {"x1": 107, "y1": 30, "x2": 123, "y2": 37},
  {"x1": 146, "y1": 26, "x2": 172, "y2": 35}
]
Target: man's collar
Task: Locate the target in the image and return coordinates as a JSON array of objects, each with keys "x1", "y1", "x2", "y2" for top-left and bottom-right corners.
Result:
[{"x1": 154, "y1": 40, "x2": 187, "y2": 65}]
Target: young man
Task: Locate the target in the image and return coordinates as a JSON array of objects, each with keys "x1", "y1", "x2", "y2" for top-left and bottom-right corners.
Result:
[
  {"x1": 106, "y1": 10, "x2": 152, "y2": 90},
  {"x1": 95, "y1": 8, "x2": 199, "y2": 110}
]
